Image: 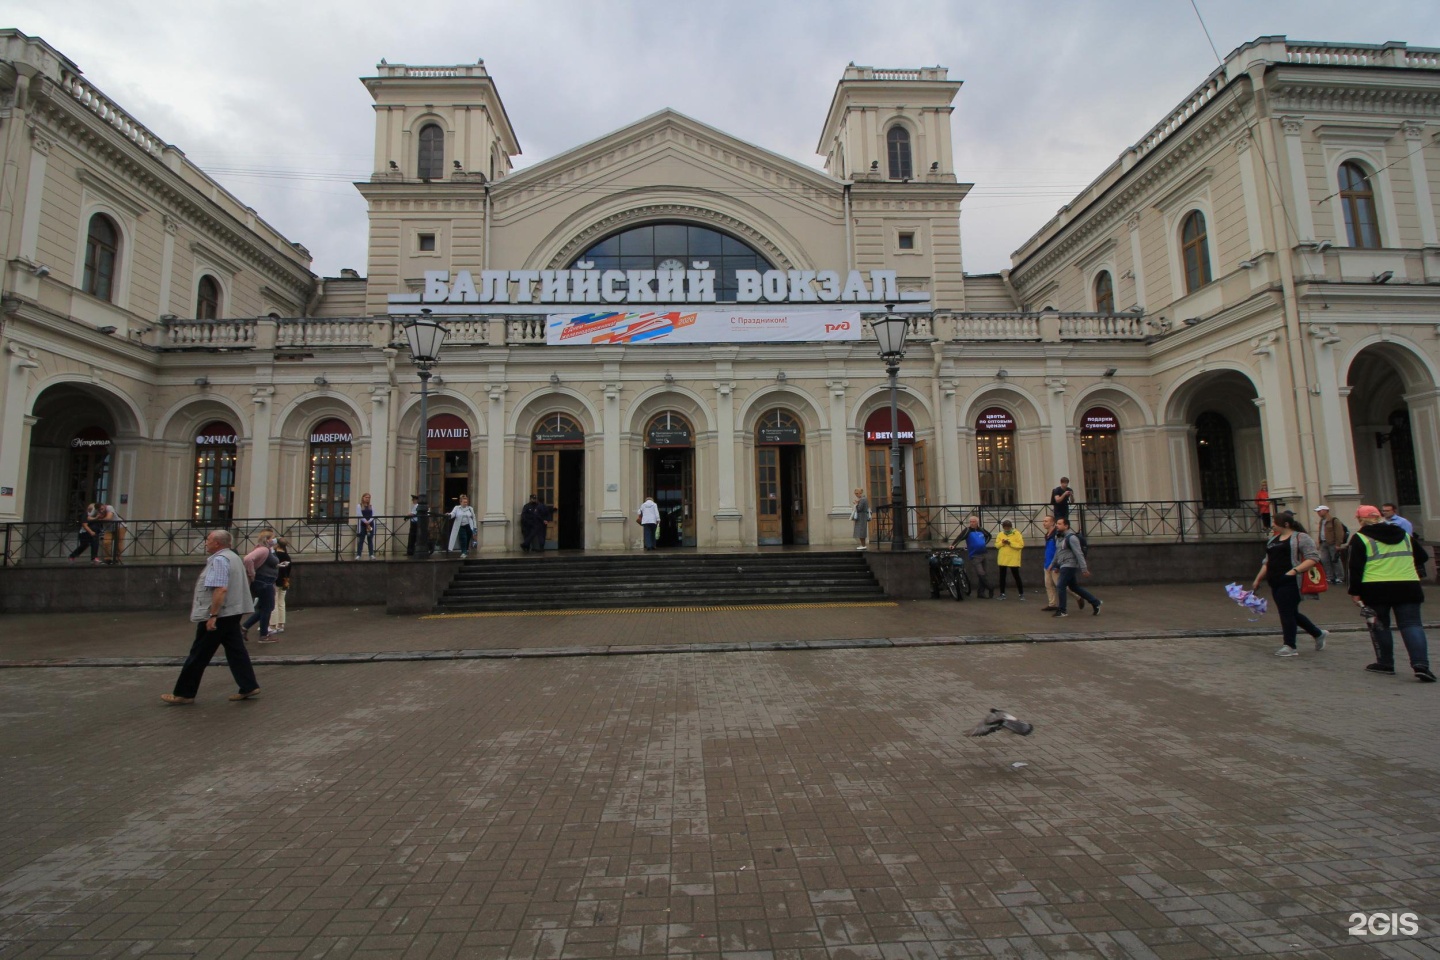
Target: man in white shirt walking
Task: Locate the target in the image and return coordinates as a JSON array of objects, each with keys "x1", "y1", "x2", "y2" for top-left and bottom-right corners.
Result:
[{"x1": 637, "y1": 496, "x2": 661, "y2": 550}]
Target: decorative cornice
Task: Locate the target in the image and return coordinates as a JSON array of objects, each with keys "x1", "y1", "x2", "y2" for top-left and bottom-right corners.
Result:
[
  {"x1": 33, "y1": 86, "x2": 313, "y2": 299},
  {"x1": 1010, "y1": 99, "x2": 1248, "y2": 291}
]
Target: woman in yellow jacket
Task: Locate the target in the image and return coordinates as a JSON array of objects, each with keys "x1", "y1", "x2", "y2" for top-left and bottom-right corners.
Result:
[{"x1": 996, "y1": 519, "x2": 1025, "y2": 600}]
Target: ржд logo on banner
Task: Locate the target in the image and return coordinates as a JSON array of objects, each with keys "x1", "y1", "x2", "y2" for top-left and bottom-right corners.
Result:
[{"x1": 547, "y1": 309, "x2": 863, "y2": 345}]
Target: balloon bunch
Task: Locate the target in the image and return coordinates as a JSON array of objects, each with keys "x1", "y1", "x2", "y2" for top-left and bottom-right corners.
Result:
[{"x1": 1225, "y1": 582, "x2": 1269, "y2": 620}]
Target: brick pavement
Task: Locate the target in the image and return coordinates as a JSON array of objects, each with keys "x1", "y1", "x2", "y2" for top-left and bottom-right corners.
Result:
[{"x1": 1, "y1": 588, "x2": 1439, "y2": 958}]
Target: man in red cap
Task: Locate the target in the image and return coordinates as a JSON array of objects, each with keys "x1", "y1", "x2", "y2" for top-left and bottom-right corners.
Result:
[{"x1": 1348, "y1": 504, "x2": 1433, "y2": 682}]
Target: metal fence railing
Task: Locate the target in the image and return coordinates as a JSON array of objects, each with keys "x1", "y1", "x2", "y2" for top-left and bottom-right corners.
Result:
[
  {"x1": 872, "y1": 501, "x2": 1270, "y2": 546},
  {"x1": 1, "y1": 515, "x2": 454, "y2": 566}
]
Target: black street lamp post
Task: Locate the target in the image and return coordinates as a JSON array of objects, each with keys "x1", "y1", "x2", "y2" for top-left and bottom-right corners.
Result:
[
  {"x1": 403, "y1": 312, "x2": 448, "y2": 557},
  {"x1": 870, "y1": 305, "x2": 910, "y2": 551}
]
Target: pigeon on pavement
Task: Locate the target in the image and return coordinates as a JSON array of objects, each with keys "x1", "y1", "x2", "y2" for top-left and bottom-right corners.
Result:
[{"x1": 967, "y1": 708, "x2": 1034, "y2": 737}]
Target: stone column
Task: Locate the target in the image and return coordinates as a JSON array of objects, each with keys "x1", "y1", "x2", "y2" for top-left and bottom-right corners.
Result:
[
  {"x1": 1045, "y1": 376, "x2": 1069, "y2": 486},
  {"x1": 939, "y1": 377, "x2": 962, "y2": 502},
  {"x1": 480, "y1": 383, "x2": 508, "y2": 548},
  {"x1": 158, "y1": 216, "x2": 178, "y2": 318},
  {"x1": 1250, "y1": 333, "x2": 1297, "y2": 499},
  {"x1": 714, "y1": 378, "x2": 742, "y2": 546},
  {"x1": 598, "y1": 380, "x2": 628, "y2": 549},
  {"x1": 1279, "y1": 117, "x2": 1315, "y2": 242},
  {"x1": 1404, "y1": 123, "x2": 1438, "y2": 246},
  {"x1": 1308, "y1": 326, "x2": 1358, "y2": 497},
  {"x1": 1403, "y1": 387, "x2": 1440, "y2": 538},
  {"x1": 1233, "y1": 134, "x2": 1266, "y2": 258},
  {"x1": 367, "y1": 385, "x2": 390, "y2": 518},
  {"x1": 826, "y1": 377, "x2": 850, "y2": 514},
  {"x1": 1125, "y1": 212, "x2": 1147, "y2": 309},
  {"x1": 17, "y1": 129, "x2": 49, "y2": 263},
  {"x1": 0, "y1": 343, "x2": 41, "y2": 521},
  {"x1": 247, "y1": 386, "x2": 274, "y2": 518}
]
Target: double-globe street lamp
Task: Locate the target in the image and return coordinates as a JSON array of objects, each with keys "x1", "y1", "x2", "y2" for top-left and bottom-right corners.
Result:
[
  {"x1": 870, "y1": 305, "x2": 910, "y2": 551},
  {"x1": 403, "y1": 310, "x2": 449, "y2": 557}
]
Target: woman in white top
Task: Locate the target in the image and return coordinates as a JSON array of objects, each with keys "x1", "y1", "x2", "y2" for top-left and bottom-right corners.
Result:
[{"x1": 448, "y1": 494, "x2": 478, "y2": 555}]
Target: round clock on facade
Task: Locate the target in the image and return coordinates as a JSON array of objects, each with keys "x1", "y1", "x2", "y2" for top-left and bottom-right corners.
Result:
[{"x1": 657, "y1": 258, "x2": 685, "y2": 272}]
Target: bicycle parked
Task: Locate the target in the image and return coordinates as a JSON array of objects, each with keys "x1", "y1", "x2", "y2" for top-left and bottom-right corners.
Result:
[{"x1": 928, "y1": 547, "x2": 971, "y2": 601}]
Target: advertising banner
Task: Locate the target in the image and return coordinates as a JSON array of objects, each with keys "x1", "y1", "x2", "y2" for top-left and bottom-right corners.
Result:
[{"x1": 546, "y1": 308, "x2": 863, "y2": 346}]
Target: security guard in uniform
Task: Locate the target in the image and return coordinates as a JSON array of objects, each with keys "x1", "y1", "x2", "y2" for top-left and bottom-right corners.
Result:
[{"x1": 1347, "y1": 504, "x2": 1434, "y2": 682}]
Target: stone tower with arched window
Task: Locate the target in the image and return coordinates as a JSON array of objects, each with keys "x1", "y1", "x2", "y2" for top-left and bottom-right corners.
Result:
[
  {"x1": 357, "y1": 60, "x2": 521, "y2": 313},
  {"x1": 815, "y1": 65, "x2": 970, "y2": 307}
]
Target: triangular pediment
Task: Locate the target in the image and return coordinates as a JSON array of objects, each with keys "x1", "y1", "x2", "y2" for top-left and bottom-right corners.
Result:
[{"x1": 494, "y1": 108, "x2": 842, "y2": 200}]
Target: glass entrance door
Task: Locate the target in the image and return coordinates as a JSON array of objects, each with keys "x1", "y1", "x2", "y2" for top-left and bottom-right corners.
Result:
[{"x1": 645, "y1": 449, "x2": 694, "y2": 547}]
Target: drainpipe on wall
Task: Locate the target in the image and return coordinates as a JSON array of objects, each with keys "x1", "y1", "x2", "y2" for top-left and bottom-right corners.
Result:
[{"x1": 842, "y1": 182, "x2": 854, "y2": 271}]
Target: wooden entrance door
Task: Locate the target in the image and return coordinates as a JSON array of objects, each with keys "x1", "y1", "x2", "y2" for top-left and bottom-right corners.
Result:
[{"x1": 757, "y1": 447, "x2": 781, "y2": 544}]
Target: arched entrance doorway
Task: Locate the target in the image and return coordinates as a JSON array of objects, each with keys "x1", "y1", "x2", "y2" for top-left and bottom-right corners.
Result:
[
  {"x1": 863, "y1": 408, "x2": 927, "y2": 534},
  {"x1": 1080, "y1": 407, "x2": 1121, "y2": 503},
  {"x1": 755, "y1": 408, "x2": 807, "y2": 545},
  {"x1": 1165, "y1": 369, "x2": 1263, "y2": 532},
  {"x1": 193, "y1": 421, "x2": 238, "y2": 525},
  {"x1": 425, "y1": 413, "x2": 472, "y2": 515},
  {"x1": 533, "y1": 413, "x2": 585, "y2": 549},
  {"x1": 1348, "y1": 345, "x2": 1432, "y2": 531},
  {"x1": 643, "y1": 411, "x2": 694, "y2": 547},
  {"x1": 974, "y1": 408, "x2": 1018, "y2": 506},
  {"x1": 25, "y1": 383, "x2": 134, "y2": 522},
  {"x1": 307, "y1": 418, "x2": 353, "y2": 520}
]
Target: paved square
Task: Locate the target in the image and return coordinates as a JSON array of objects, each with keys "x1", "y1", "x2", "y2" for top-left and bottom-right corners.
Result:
[{"x1": 1, "y1": 602, "x2": 1439, "y2": 958}]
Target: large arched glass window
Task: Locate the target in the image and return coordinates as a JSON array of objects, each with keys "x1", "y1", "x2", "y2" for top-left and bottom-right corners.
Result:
[
  {"x1": 196, "y1": 275, "x2": 221, "y2": 320},
  {"x1": 1093, "y1": 271, "x2": 1115, "y2": 313},
  {"x1": 1194, "y1": 411, "x2": 1238, "y2": 507},
  {"x1": 1339, "y1": 161, "x2": 1380, "y2": 249},
  {"x1": 1181, "y1": 211, "x2": 1211, "y2": 293},
  {"x1": 418, "y1": 124, "x2": 445, "y2": 180},
  {"x1": 570, "y1": 222, "x2": 772, "y2": 302},
  {"x1": 886, "y1": 126, "x2": 913, "y2": 180},
  {"x1": 83, "y1": 214, "x2": 119, "y2": 301}
]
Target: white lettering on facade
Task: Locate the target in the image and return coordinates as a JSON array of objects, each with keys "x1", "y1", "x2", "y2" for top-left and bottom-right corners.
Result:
[
  {"x1": 310, "y1": 432, "x2": 352, "y2": 443},
  {"x1": 410, "y1": 267, "x2": 912, "y2": 306}
]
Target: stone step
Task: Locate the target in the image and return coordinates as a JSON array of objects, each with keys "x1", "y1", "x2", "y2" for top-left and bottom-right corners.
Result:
[{"x1": 434, "y1": 550, "x2": 885, "y2": 612}]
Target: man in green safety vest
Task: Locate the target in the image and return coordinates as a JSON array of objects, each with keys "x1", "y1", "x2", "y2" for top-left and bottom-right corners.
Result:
[{"x1": 1347, "y1": 504, "x2": 1433, "y2": 682}]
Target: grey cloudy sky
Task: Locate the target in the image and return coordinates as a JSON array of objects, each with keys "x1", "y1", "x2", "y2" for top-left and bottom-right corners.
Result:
[{"x1": 6, "y1": 0, "x2": 1439, "y2": 280}]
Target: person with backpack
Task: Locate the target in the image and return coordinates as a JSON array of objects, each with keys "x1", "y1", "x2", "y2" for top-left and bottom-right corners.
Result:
[
  {"x1": 1052, "y1": 517, "x2": 1101, "y2": 618},
  {"x1": 1314, "y1": 505, "x2": 1347, "y2": 584},
  {"x1": 951, "y1": 514, "x2": 994, "y2": 599}
]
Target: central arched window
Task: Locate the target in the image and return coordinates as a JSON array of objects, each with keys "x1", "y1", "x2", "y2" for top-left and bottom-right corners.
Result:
[
  {"x1": 1093, "y1": 271, "x2": 1115, "y2": 313},
  {"x1": 1194, "y1": 411, "x2": 1238, "y2": 507},
  {"x1": 886, "y1": 126, "x2": 913, "y2": 180},
  {"x1": 196, "y1": 276, "x2": 220, "y2": 320},
  {"x1": 83, "y1": 214, "x2": 119, "y2": 301},
  {"x1": 570, "y1": 222, "x2": 772, "y2": 302},
  {"x1": 1181, "y1": 211, "x2": 1211, "y2": 293},
  {"x1": 418, "y1": 124, "x2": 445, "y2": 180},
  {"x1": 1339, "y1": 161, "x2": 1380, "y2": 249}
]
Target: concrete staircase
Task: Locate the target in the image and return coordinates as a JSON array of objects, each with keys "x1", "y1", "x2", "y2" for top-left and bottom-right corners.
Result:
[{"x1": 434, "y1": 551, "x2": 887, "y2": 613}]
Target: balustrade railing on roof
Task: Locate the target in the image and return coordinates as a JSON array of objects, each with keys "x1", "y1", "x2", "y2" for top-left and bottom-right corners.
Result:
[
  {"x1": 58, "y1": 70, "x2": 167, "y2": 157},
  {"x1": 276, "y1": 319, "x2": 375, "y2": 347},
  {"x1": 1134, "y1": 74, "x2": 1225, "y2": 159},
  {"x1": 506, "y1": 316, "x2": 548, "y2": 345},
  {"x1": 952, "y1": 314, "x2": 1041, "y2": 340},
  {"x1": 1060, "y1": 313, "x2": 1147, "y2": 340},
  {"x1": 161, "y1": 319, "x2": 256, "y2": 349}
]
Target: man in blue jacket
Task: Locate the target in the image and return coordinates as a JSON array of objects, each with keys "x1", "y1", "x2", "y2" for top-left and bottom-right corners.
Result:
[{"x1": 952, "y1": 514, "x2": 994, "y2": 599}]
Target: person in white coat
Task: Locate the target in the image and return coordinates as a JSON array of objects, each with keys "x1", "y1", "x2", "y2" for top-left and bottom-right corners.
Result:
[
  {"x1": 637, "y1": 496, "x2": 660, "y2": 550},
  {"x1": 447, "y1": 494, "x2": 478, "y2": 555}
]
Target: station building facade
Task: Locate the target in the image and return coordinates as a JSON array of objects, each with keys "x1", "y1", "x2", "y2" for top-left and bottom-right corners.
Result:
[{"x1": 1, "y1": 29, "x2": 1437, "y2": 553}]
